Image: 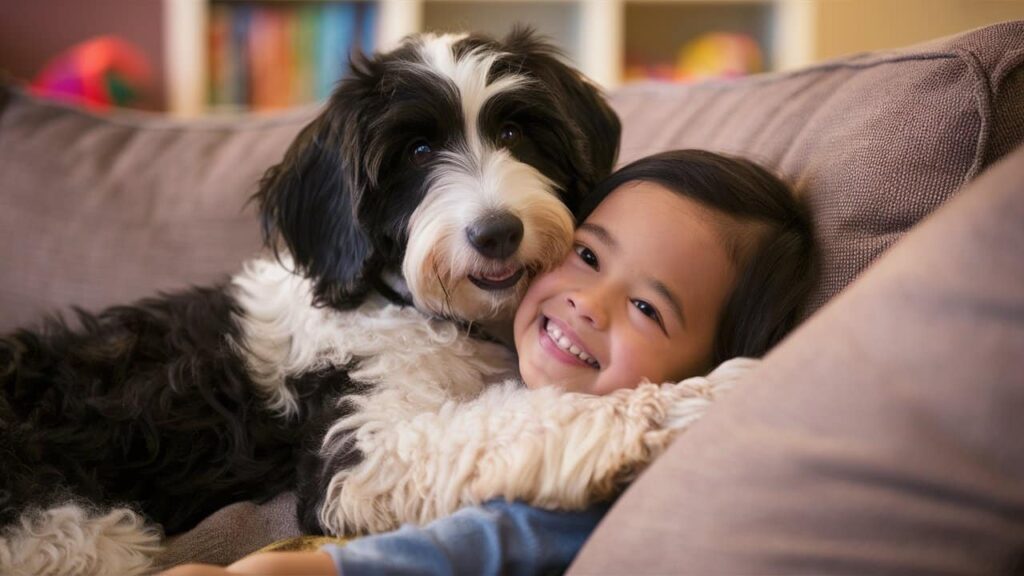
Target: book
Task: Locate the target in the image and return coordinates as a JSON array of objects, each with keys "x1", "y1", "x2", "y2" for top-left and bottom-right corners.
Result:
[
  {"x1": 317, "y1": 2, "x2": 358, "y2": 100},
  {"x1": 229, "y1": 5, "x2": 251, "y2": 107},
  {"x1": 208, "y1": 3, "x2": 230, "y2": 107},
  {"x1": 358, "y1": 1, "x2": 378, "y2": 58},
  {"x1": 294, "y1": 5, "x2": 320, "y2": 103},
  {"x1": 209, "y1": 1, "x2": 379, "y2": 110}
]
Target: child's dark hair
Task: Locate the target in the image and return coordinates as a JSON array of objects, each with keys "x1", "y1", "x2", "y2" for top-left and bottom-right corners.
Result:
[{"x1": 577, "y1": 149, "x2": 817, "y2": 366}]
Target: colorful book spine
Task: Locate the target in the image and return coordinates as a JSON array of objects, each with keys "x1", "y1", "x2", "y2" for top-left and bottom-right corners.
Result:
[
  {"x1": 317, "y1": 2, "x2": 357, "y2": 100},
  {"x1": 207, "y1": 3, "x2": 229, "y2": 107},
  {"x1": 295, "y1": 5, "x2": 320, "y2": 103},
  {"x1": 229, "y1": 5, "x2": 251, "y2": 107},
  {"x1": 357, "y1": 1, "x2": 378, "y2": 57},
  {"x1": 208, "y1": 1, "x2": 378, "y2": 111}
]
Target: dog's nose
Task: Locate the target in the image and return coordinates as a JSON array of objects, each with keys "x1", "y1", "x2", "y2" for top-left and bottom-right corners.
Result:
[{"x1": 467, "y1": 212, "x2": 524, "y2": 260}]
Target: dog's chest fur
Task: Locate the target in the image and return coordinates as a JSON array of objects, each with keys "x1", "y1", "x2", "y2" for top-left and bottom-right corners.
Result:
[{"x1": 231, "y1": 257, "x2": 517, "y2": 422}]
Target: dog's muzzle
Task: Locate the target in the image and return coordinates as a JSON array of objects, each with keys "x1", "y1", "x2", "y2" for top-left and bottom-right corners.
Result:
[{"x1": 466, "y1": 211, "x2": 527, "y2": 291}]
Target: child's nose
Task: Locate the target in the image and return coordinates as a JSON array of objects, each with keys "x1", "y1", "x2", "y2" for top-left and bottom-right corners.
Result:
[{"x1": 566, "y1": 290, "x2": 608, "y2": 329}]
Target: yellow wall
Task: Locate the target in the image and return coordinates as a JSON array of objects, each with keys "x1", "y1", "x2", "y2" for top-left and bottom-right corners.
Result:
[{"x1": 814, "y1": 0, "x2": 1024, "y2": 61}]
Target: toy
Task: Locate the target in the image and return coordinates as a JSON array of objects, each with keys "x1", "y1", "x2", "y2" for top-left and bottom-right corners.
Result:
[{"x1": 31, "y1": 36, "x2": 153, "y2": 109}]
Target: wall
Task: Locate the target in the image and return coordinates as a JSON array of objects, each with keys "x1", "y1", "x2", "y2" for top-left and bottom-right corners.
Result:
[
  {"x1": 814, "y1": 0, "x2": 1024, "y2": 61},
  {"x1": 0, "y1": 0, "x2": 165, "y2": 110}
]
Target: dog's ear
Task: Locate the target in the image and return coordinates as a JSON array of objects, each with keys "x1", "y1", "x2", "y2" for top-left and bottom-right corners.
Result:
[
  {"x1": 502, "y1": 26, "x2": 622, "y2": 183},
  {"x1": 255, "y1": 63, "x2": 379, "y2": 308}
]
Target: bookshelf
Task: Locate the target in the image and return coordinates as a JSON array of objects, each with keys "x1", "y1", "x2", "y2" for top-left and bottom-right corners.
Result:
[
  {"x1": 163, "y1": 0, "x2": 821, "y2": 116},
  {"x1": 162, "y1": 0, "x2": 1024, "y2": 116}
]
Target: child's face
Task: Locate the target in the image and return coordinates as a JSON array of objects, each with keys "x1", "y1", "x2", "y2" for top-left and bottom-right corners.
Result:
[{"x1": 513, "y1": 181, "x2": 738, "y2": 395}]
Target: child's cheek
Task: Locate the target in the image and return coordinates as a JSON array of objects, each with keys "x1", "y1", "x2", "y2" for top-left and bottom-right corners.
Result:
[
  {"x1": 614, "y1": 338, "x2": 664, "y2": 388},
  {"x1": 524, "y1": 270, "x2": 560, "y2": 303},
  {"x1": 514, "y1": 275, "x2": 551, "y2": 343}
]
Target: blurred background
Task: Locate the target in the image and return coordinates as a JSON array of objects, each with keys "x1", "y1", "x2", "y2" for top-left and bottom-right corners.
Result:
[{"x1": 2, "y1": 0, "x2": 1023, "y2": 116}]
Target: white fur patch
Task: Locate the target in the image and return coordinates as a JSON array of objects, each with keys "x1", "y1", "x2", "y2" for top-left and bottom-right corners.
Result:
[
  {"x1": 0, "y1": 505, "x2": 161, "y2": 576},
  {"x1": 415, "y1": 33, "x2": 531, "y2": 156},
  {"x1": 231, "y1": 257, "x2": 518, "y2": 418},
  {"x1": 229, "y1": 256, "x2": 322, "y2": 417}
]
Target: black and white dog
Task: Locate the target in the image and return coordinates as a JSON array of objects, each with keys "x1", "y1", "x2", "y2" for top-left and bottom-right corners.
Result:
[
  {"x1": 1, "y1": 28, "x2": 750, "y2": 576},
  {"x1": 0, "y1": 28, "x2": 620, "y2": 574}
]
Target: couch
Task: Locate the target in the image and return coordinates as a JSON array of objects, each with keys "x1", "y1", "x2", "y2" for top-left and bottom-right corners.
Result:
[{"x1": 1, "y1": 21, "x2": 1022, "y2": 573}]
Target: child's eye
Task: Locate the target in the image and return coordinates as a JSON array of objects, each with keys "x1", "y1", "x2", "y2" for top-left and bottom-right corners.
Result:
[
  {"x1": 632, "y1": 299, "x2": 665, "y2": 329},
  {"x1": 574, "y1": 244, "x2": 599, "y2": 269}
]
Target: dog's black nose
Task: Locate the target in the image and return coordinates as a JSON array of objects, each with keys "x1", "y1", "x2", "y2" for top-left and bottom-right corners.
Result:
[{"x1": 467, "y1": 212, "x2": 524, "y2": 260}]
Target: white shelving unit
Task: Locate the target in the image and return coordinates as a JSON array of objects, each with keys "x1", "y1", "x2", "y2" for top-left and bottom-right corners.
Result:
[{"x1": 163, "y1": 0, "x2": 815, "y2": 117}]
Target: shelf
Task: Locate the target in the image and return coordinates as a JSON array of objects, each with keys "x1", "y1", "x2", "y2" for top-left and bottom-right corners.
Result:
[
  {"x1": 423, "y1": 2, "x2": 583, "y2": 63},
  {"x1": 163, "y1": 0, "x2": 812, "y2": 116}
]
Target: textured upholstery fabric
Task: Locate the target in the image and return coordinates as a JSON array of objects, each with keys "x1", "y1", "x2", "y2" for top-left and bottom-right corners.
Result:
[
  {"x1": 0, "y1": 93, "x2": 316, "y2": 331},
  {"x1": 154, "y1": 493, "x2": 301, "y2": 570},
  {"x1": 609, "y1": 20, "x2": 1024, "y2": 314},
  {"x1": 569, "y1": 136, "x2": 1024, "y2": 576}
]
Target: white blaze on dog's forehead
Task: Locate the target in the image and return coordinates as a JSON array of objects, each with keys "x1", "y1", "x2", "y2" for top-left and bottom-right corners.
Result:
[
  {"x1": 416, "y1": 33, "x2": 531, "y2": 155},
  {"x1": 474, "y1": 148, "x2": 556, "y2": 208}
]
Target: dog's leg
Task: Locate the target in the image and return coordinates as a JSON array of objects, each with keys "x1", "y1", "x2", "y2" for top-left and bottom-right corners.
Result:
[
  {"x1": 0, "y1": 504, "x2": 162, "y2": 576},
  {"x1": 318, "y1": 358, "x2": 759, "y2": 534}
]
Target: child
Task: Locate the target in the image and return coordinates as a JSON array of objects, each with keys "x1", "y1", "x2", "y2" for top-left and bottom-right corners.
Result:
[{"x1": 161, "y1": 149, "x2": 816, "y2": 576}]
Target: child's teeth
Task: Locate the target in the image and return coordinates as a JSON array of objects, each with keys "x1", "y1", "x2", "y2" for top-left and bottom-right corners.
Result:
[{"x1": 545, "y1": 319, "x2": 597, "y2": 367}]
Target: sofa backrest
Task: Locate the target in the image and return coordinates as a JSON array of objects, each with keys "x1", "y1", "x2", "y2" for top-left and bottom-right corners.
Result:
[
  {"x1": 2, "y1": 21, "x2": 1022, "y2": 331},
  {"x1": 610, "y1": 20, "x2": 1024, "y2": 315},
  {"x1": 0, "y1": 91, "x2": 316, "y2": 331}
]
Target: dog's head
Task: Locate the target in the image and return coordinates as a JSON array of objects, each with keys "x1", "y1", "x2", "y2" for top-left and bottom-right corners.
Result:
[{"x1": 256, "y1": 27, "x2": 621, "y2": 325}]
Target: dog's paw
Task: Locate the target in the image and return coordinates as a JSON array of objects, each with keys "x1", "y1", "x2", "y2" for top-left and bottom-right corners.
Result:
[{"x1": 662, "y1": 357, "x2": 761, "y2": 432}]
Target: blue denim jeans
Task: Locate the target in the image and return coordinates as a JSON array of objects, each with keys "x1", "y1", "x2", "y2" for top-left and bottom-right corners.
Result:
[{"x1": 322, "y1": 499, "x2": 608, "y2": 575}]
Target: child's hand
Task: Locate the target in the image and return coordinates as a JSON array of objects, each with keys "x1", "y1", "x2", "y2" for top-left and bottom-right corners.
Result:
[{"x1": 159, "y1": 551, "x2": 338, "y2": 576}]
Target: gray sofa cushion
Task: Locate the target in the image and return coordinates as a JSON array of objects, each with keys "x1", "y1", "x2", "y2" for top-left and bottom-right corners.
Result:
[
  {"x1": 0, "y1": 94, "x2": 316, "y2": 331},
  {"x1": 610, "y1": 20, "x2": 1024, "y2": 314},
  {"x1": 155, "y1": 492, "x2": 300, "y2": 569}
]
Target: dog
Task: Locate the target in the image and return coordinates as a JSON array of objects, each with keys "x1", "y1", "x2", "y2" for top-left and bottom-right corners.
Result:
[{"x1": 1, "y1": 28, "x2": 623, "y2": 575}]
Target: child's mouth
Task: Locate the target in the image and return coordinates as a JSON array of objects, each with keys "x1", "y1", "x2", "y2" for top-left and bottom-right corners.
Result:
[{"x1": 542, "y1": 317, "x2": 599, "y2": 369}]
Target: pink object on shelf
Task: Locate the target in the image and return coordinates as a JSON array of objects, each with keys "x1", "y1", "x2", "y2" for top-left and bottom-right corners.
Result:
[{"x1": 30, "y1": 36, "x2": 154, "y2": 110}]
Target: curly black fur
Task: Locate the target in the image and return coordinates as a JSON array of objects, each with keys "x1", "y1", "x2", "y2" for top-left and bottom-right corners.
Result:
[{"x1": 0, "y1": 287, "x2": 350, "y2": 533}]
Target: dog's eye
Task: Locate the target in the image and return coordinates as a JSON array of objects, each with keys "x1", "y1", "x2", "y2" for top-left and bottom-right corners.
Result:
[
  {"x1": 497, "y1": 123, "x2": 522, "y2": 148},
  {"x1": 409, "y1": 140, "x2": 434, "y2": 166}
]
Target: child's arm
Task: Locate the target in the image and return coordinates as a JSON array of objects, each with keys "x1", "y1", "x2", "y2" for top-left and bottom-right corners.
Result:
[
  {"x1": 161, "y1": 499, "x2": 606, "y2": 576},
  {"x1": 326, "y1": 499, "x2": 606, "y2": 575}
]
